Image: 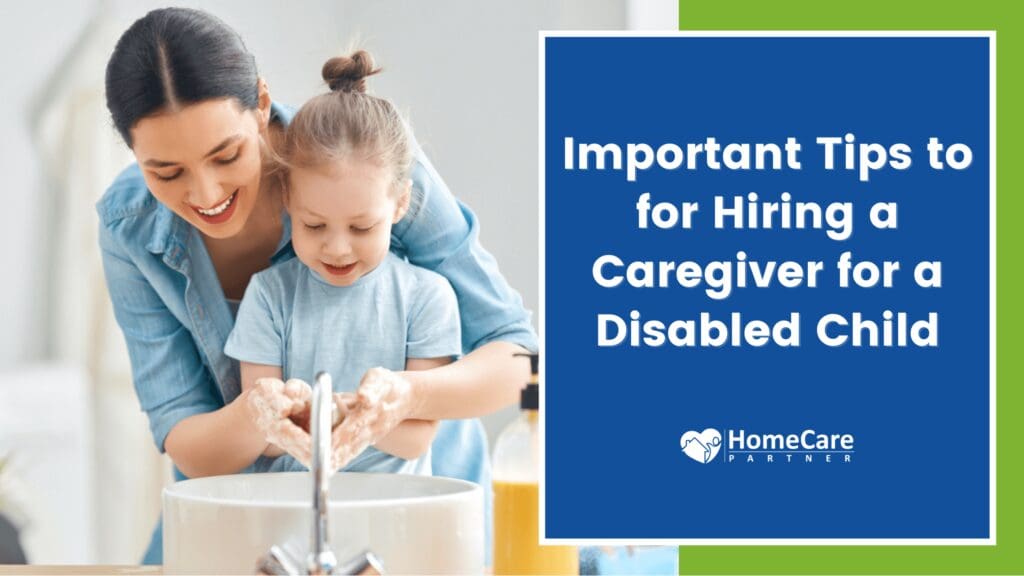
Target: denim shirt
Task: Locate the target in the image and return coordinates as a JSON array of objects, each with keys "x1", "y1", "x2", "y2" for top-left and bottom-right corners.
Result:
[{"x1": 97, "y1": 103, "x2": 535, "y2": 562}]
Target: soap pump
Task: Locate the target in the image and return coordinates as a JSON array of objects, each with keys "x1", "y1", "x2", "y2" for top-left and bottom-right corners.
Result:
[{"x1": 492, "y1": 352, "x2": 578, "y2": 575}]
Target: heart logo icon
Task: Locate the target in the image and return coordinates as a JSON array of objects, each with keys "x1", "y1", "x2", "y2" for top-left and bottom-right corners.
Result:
[{"x1": 680, "y1": 428, "x2": 722, "y2": 464}]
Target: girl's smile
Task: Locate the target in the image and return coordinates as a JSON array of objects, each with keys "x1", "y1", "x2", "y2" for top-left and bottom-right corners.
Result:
[{"x1": 321, "y1": 261, "x2": 358, "y2": 277}]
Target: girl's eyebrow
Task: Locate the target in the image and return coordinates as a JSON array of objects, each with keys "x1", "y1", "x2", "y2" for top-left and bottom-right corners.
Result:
[
  {"x1": 142, "y1": 134, "x2": 244, "y2": 167},
  {"x1": 300, "y1": 206, "x2": 328, "y2": 220}
]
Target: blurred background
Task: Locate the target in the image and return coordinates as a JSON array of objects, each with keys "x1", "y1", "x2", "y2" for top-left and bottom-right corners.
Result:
[{"x1": 0, "y1": 0, "x2": 675, "y2": 565}]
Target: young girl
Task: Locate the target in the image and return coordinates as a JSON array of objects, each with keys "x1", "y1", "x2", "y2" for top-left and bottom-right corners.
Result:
[{"x1": 224, "y1": 51, "x2": 461, "y2": 474}]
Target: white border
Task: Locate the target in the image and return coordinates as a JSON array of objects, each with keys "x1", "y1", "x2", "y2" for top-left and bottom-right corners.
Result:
[{"x1": 538, "y1": 30, "x2": 997, "y2": 547}]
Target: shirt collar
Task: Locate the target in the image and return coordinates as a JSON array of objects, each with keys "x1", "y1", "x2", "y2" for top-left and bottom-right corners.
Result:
[{"x1": 145, "y1": 204, "x2": 190, "y2": 270}]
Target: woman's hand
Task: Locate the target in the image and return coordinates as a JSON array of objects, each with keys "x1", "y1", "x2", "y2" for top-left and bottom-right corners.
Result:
[
  {"x1": 330, "y1": 367, "x2": 419, "y2": 471},
  {"x1": 246, "y1": 377, "x2": 314, "y2": 467}
]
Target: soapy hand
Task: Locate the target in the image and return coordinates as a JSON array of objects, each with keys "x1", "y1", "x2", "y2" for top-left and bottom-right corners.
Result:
[
  {"x1": 247, "y1": 377, "x2": 314, "y2": 467},
  {"x1": 330, "y1": 367, "x2": 417, "y2": 471}
]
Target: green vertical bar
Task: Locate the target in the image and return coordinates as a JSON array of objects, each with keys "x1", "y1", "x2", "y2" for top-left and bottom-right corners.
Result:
[{"x1": 675, "y1": 1, "x2": 1021, "y2": 574}]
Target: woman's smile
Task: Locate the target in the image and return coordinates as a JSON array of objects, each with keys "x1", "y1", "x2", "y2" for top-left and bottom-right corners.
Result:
[{"x1": 191, "y1": 189, "x2": 240, "y2": 224}]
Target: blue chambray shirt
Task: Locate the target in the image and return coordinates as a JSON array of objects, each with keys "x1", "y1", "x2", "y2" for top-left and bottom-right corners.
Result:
[{"x1": 96, "y1": 103, "x2": 536, "y2": 563}]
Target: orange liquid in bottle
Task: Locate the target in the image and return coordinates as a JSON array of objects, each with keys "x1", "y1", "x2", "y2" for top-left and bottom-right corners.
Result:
[{"x1": 493, "y1": 480, "x2": 579, "y2": 575}]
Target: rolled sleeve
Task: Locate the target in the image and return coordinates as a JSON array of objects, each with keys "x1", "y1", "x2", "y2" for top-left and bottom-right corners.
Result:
[
  {"x1": 146, "y1": 383, "x2": 222, "y2": 452},
  {"x1": 393, "y1": 148, "x2": 537, "y2": 353},
  {"x1": 99, "y1": 223, "x2": 223, "y2": 452}
]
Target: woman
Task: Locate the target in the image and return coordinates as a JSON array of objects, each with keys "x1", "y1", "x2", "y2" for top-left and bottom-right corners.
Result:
[{"x1": 100, "y1": 7, "x2": 534, "y2": 563}]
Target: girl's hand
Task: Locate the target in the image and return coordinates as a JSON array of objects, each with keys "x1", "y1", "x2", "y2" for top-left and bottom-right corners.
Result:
[
  {"x1": 246, "y1": 377, "x2": 314, "y2": 467},
  {"x1": 330, "y1": 367, "x2": 419, "y2": 471}
]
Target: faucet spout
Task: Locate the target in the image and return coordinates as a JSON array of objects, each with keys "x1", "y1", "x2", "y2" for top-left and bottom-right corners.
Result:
[
  {"x1": 256, "y1": 372, "x2": 384, "y2": 575},
  {"x1": 308, "y1": 371, "x2": 338, "y2": 575}
]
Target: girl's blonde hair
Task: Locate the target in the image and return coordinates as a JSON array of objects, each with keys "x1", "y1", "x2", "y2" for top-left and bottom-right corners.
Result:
[{"x1": 279, "y1": 50, "x2": 413, "y2": 195}]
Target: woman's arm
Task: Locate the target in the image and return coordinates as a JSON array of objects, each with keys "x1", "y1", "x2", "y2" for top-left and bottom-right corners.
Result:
[
  {"x1": 388, "y1": 149, "x2": 537, "y2": 419},
  {"x1": 241, "y1": 362, "x2": 285, "y2": 457},
  {"x1": 404, "y1": 341, "x2": 529, "y2": 420},
  {"x1": 163, "y1": 391, "x2": 269, "y2": 477},
  {"x1": 329, "y1": 148, "x2": 539, "y2": 469},
  {"x1": 99, "y1": 223, "x2": 275, "y2": 477},
  {"x1": 169, "y1": 365, "x2": 316, "y2": 474},
  {"x1": 394, "y1": 148, "x2": 538, "y2": 354}
]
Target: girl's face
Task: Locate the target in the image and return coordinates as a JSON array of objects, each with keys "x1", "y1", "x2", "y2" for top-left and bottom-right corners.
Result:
[
  {"x1": 287, "y1": 158, "x2": 410, "y2": 287},
  {"x1": 129, "y1": 96, "x2": 271, "y2": 239}
]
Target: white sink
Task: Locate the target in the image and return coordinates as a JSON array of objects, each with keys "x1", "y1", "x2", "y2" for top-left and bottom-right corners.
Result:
[{"x1": 163, "y1": 472, "x2": 483, "y2": 574}]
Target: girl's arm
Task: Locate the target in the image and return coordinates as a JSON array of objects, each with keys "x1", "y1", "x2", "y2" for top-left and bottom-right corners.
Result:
[
  {"x1": 370, "y1": 419, "x2": 438, "y2": 460},
  {"x1": 369, "y1": 356, "x2": 447, "y2": 460}
]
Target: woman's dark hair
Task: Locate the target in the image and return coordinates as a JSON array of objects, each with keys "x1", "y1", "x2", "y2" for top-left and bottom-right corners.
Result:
[{"x1": 105, "y1": 7, "x2": 259, "y2": 146}]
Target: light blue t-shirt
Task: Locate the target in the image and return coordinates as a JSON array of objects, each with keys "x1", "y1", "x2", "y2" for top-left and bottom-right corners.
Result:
[{"x1": 224, "y1": 252, "x2": 461, "y2": 475}]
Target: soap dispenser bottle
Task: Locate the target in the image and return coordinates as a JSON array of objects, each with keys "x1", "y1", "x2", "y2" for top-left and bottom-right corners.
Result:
[{"x1": 492, "y1": 352, "x2": 579, "y2": 575}]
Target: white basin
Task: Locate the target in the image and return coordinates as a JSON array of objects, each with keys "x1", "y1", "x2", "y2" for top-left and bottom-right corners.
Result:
[{"x1": 163, "y1": 472, "x2": 483, "y2": 574}]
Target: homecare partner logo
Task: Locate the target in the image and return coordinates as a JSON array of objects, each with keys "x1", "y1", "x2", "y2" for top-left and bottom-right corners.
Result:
[{"x1": 680, "y1": 428, "x2": 855, "y2": 464}]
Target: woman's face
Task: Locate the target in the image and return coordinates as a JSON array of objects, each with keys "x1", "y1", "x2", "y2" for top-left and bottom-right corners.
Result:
[{"x1": 129, "y1": 97, "x2": 270, "y2": 239}]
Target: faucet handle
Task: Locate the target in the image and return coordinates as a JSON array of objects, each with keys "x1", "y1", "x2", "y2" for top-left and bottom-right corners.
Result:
[
  {"x1": 257, "y1": 545, "x2": 385, "y2": 575},
  {"x1": 334, "y1": 550, "x2": 385, "y2": 575},
  {"x1": 256, "y1": 544, "x2": 303, "y2": 575}
]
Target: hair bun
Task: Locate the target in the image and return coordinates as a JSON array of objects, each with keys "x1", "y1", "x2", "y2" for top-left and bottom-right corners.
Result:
[{"x1": 322, "y1": 50, "x2": 380, "y2": 93}]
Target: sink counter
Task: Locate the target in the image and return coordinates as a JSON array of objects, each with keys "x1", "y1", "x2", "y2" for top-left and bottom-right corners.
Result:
[{"x1": 0, "y1": 566, "x2": 160, "y2": 575}]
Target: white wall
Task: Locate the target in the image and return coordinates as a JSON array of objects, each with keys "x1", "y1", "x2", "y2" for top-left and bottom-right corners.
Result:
[{"x1": 0, "y1": 2, "x2": 95, "y2": 363}]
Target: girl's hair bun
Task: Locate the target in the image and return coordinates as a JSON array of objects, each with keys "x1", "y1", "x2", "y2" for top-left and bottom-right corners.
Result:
[{"x1": 322, "y1": 50, "x2": 380, "y2": 93}]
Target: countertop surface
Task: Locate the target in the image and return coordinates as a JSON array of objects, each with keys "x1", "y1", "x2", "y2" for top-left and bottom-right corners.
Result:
[{"x1": 0, "y1": 567, "x2": 159, "y2": 575}]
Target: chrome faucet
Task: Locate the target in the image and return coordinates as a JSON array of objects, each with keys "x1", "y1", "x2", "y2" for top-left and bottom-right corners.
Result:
[
  {"x1": 309, "y1": 370, "x2": 338, "y2": 574},
  {"x1": 257, "y1": 372, "x2": 384, "y2": 575}
]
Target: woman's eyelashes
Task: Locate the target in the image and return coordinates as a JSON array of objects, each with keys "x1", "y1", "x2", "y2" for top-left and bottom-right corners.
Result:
[
  {"x1": 153, "y1": 169, "x2": 183, "y2": 182},
  {"x1": 150, "y1": 148, "x2": 242, "y2": 181}
]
